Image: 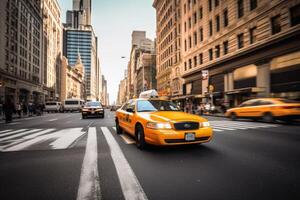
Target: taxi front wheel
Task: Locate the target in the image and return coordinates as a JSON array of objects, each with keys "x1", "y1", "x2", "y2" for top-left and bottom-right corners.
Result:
[
  {"x1": 115, "y1": 119, "x2": 123, "y2": 134},
  {"x1": 136, "y1": 125, "x2": 146, "y2": 150}
]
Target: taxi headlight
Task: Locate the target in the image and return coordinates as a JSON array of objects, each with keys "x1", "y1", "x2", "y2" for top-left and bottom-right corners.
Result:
[
  {"x1": 201, "y1": 121, "x2": 210, "y2": 127},
  {"x1": 82, "y1": 109, "x2": 89, "y2": 112},
  {"x1": 146, "y1": 122, "x2": 172, "y2": 129}
]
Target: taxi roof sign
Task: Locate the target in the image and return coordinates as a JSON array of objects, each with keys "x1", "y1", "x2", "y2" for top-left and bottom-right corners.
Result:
[{"x1": 139, "y1": 90, "x2": 159, "y2": 99}]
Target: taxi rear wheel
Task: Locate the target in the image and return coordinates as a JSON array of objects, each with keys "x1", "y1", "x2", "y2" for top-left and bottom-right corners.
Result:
[
  {"x1": 230, "y1": 112, "x2": 237, "y2": 121},
  {"x1": 136, "y1": 125, "x2": 146, "y2": 150},
  {"x1": 262, "y1": 112, "x2": 274, "y2": 123}
]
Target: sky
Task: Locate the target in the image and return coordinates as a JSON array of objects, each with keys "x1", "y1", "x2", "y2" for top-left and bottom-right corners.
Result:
[{"x1": 58, "y1": 0, "x2": 156, "y2": 104}]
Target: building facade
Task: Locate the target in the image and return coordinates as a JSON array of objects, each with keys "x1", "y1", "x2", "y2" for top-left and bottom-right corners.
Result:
[
  {"x1": 60, "y1": 56, "x2": 85, "y2": 102},
  {"x1": 153, "y1": 0, "x2": 182, "y2": 98},
  {"x1": 0, "y1": 0, "x2": 43, "y2": 105},
  {"x1": 63, "y1": 27, "x2": 98, "y2": 101},
  {"x1": 42, "y1": 0, "x2": 62, "y2": 101},
  {"x1": 154, "y1": 0, "x2": 300, "y2": 109}
]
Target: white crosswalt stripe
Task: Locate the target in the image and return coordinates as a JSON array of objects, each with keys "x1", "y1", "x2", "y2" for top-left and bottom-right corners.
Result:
[
  {"x1": 76, "y1": 127, "x2": 101, "y2": 200},
  {"x1": 101, "y1": 127, "x2": 148, "y2": 200},
  {"x1": 0, "y1": 129, "x2": 42, "y2": 142},
  {"x1": 0, "y1": 129, "x2": 12, "y2": 134},
  {"x1": 0, "y1": 129, "x2": 28, "y2": 138},
  {"x1": 50, "y1": 128, "x2": 84, "y2": 149}
]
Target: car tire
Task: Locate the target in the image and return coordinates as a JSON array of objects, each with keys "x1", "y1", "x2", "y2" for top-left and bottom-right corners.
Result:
[
  {"x1": 82, "y1": 115, "x2": 86, "y2": 119},
  {"x1": 230, "y1": 112, "x2": 237, "y2": 121},
  {"x1": 136, "y1": 125, "x2": 146, "y2": 150},
  {"x1": 262, "y1": 112, "x2": 274, "y2": 123}
]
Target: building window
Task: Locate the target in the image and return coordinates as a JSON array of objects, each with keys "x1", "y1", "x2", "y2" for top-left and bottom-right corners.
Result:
[
  {"x1": 188, "y1": 36, "x2": 192, "y2": 48},
  {"x1": 209, "y1": 20, "x2": 213, "y2": 36},
  {"x1": 250, "y1": 0, "x2": 257, "y2": 10},
  {"x1": 249, "y1": 27, "x2": 256, "y2": 44},
  {"x1": 193, "y1": 12, "x2": 197, "y2": 24},
  {"x1": 208, "y1": 0, "x2": 212, "y2": 11},
  {"x1": 189, "y1": 59, "x2": 192, "y2": 69},
  {"x1": 216, "y1": 15, "x2": 220, "y2": 32},
  {"x1": 199, "y1": 7, "x2": 203, "y2": 19},
  {"x1": 184, "y1": 61, "x2": 187, "y2": 71},
  {"x1": 223, "y1": 9, "x2": 229, "y2": 27},
  {"x1": 188, "y1": 0, "x2": 192, "y2": 9},
  {"x1": 237, "y1": 0, "x2": 244, "y2": 18},
  {"x1": 215, "y1": 45, "x2": 220, "y2": 58},
  {"x1": 209, "y1": 49, "x2": 213, "y2": 61},
  {"x1": 271, "y1": 15, "x2": 281, "y2": 34},
  {"x1": 194, "y1": 32, "x2": 197, "y2": 46},
  {"x1": 188, "y1": 17, "x2": 192, "y2": 29},
  {"x1": 199, "y1": 28, "x2": 203, "y2": 41},
  {"x1": 184, "y1": 22, "x2": 187, "y2": 32},
  {"x1": 184, "y1": 39, "x2": 187, "y2": 51},
  {"x1": 215, "y1": 0, "x2": 219, "y2": 7},
  {"x1": 194, "y1": 56, "x2": 197, "y2": 67},
  {"x1": 290, "y1": 4, "x2": 300, "y2": 26},
  {"x1": 237, "y1": 33, "x2": 244, "y2": 49},
  {"x1": 223, "y1": 40, "x2": 228, "y2": 55},
  {"x1": 184, "y1": 3, "x2": 187, "y2": 14},
  {"x1": 199, "y1": 53, "x2": 203, "y2": 64}
]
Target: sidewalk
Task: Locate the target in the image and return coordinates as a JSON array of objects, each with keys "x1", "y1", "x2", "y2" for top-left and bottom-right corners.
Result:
[{"x1": 0, "y1": 113, "x2": 44, "y2": 123}]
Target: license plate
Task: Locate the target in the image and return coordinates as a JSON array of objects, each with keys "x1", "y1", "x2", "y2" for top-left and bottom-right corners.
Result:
[
  {"x1": 91, "y1": 111, "x2": 95, "y2": 114},
  {"x1": 185, "y1": 133, "x2": 195, "y2": 141}
]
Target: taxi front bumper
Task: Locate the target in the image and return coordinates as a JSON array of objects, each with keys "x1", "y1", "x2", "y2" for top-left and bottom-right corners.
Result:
[{"x1": 145, "y1": 127, "x2": 213, "y2": 146}]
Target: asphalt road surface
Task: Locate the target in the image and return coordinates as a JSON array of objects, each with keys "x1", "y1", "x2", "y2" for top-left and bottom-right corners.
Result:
[{"x1": 0, "y1": 111, "x2": 299, "y2": 200}]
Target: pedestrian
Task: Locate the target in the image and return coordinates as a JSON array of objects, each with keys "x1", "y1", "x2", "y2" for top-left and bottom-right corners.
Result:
[
  {"x1": 3, "y1": 97, "x2": 15, "y2": 123},
  {"x1": 16, "y1": 102, "x2": 22, "y2": 118},
  {"x1": 0, "y1": 100, "x2": 3, "y2": 119},
  {"x1": 28, "y1": 102, "x2": 33, "y2": 116},
  {"x1": 22, "y1": 102, "x2": 28, "y2": 116}
]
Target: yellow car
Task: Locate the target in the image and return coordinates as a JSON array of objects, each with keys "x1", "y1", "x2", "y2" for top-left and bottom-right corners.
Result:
[
  {"x1": 225, "y1": 98, "x2": 300, "y2": 122},
  {"x1": 115, "y1": 98, "x2": 213, "y2": 149}
]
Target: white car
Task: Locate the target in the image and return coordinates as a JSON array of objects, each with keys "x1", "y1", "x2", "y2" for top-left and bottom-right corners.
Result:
[
  {"x1": 45, "y1": 102, "x2": 61, "y2": 113},
  {"x1": 63, "y1": 99, "x2": 84, "y2": 112}
]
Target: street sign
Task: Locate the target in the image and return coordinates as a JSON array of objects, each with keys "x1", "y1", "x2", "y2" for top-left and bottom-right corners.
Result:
[{"x1": 202, "y1": 70, "x2": 209, "y2": 80}]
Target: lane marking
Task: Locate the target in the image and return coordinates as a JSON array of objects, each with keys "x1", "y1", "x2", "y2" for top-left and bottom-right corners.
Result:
[
  {"x1": 101, "y1": 127, "x2": 148, "y2": 200},
  {"x1": 0, "y1": 129, "x2": 12, "y2": 134},
  {"x1": 0, "y1": 129, "x2": 28, "y2": 138},
  {"x1": 48, "y1": 119, "x2": 58, "y2": 122},
  {"x1": 1, "y1": 129, "x2": 55, "y2": 150},
  {"x1": 49, "y1": 128, "x2": 85, "y2": 149},
  {"x1": 0, "y1": 129, "x2": 42, "y2": 142},
  {"x1": 76, "y1": 127, "x2": 101, "y2": 200},
  {"x1": 6, "y1": 122, "x2": 21, "y2": 125},
  {"x1": 212, "y1": 128, "x2": 223, "y2": 132}
]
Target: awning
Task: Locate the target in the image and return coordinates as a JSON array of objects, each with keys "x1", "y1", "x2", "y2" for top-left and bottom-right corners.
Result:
[{"x1": 226, "y1": 87, "x2": 265, "y2": 95}]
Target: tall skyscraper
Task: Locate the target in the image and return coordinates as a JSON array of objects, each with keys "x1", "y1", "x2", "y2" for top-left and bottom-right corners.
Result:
[
  {"x1": 72, "y1": 0, "x2": 91, "y2": 26},
  {"x1": 63, "y1": 0, "x2": 100, "y2": 101}
]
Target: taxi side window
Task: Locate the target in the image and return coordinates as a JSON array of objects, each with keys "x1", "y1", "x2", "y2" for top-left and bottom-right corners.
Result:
[
  {"x1": 259, "y1": 100, "x2": 274, "y2": 106},
  {"x1": 122, "y1": 103, "x2": 129, "y2": 111},
  {"x1": 128, "y1": 102, "x2": 136, "y2": 112}
]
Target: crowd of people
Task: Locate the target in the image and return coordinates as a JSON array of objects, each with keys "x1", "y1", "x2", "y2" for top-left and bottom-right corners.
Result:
[{"x1": 0, "y1": 98, "x2": 45, "y2": 123}]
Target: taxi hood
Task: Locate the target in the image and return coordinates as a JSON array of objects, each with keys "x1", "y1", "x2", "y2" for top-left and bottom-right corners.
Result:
[{"x1": 139, "y1": 111, "x2": 207, "y2": 123}]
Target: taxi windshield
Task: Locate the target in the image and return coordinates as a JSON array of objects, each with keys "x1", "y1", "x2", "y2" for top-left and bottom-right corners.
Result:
[
  {"x1": 85, "y1": 102, "x2": 101, "y2": 107},
  {"x1": 137, "y1": 100, "x2": 180, "y2": 112}
]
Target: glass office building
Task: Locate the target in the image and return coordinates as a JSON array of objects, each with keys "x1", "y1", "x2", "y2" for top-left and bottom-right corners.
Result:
[{"x1": 63, "y1": 28, "x2": 97, "y2": 100}]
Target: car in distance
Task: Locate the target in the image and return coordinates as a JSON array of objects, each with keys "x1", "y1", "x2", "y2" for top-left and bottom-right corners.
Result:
[
  {"x1": 115, "y1": 93, "x2": 213, "y2": 149},
  {"x1": 225, "y1": 98, "x2": 300, "y2": 122},
  {"x1": 63, "y1": 99, "x2": 84, "y2": 112},
  {"x1": 81, "y1": 101, "x2": 104, "y2": 119},
  {"x1": 45, "y1": 101, "x2": 62, "y2": 113}
]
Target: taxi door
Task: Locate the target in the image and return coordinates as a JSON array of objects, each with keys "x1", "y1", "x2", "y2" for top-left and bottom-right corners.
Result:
[{"x1": 123, "y1": 101, "x2": 136, "y2": 135}]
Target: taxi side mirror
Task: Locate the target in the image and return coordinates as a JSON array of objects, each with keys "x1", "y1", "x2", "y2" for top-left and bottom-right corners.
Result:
[{"x1": 126, "y1": 108, "x2": 135, "y2": 113}]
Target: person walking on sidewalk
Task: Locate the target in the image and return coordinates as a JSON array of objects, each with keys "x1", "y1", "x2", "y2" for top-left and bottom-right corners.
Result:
[
  {"x1": 16, "y1": 103, "x2": 22, "y2": 118},
  {"x1": 3, "y1": 97, "x2": 15, "y2": 123}
]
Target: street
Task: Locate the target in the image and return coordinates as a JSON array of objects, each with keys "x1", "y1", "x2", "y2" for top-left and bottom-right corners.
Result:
[{"x1": 0, "y1": 111, "x2": 299, "y2": 200}]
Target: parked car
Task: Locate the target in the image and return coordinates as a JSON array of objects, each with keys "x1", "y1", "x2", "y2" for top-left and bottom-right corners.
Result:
[
  {"x1": 81, "y1": 101, "x2": 104, "y2": 119},
  {"x1": 45, "y1": 102, "x2": 61, "y2": 113},
  {"x1": 225, "y1": 98, "x2": 300, "y2": 122}
]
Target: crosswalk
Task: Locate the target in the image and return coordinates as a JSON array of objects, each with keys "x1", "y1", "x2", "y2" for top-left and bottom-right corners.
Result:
[
  {"x1": 209, "y1": 120, "x2": 279, "y2": 132},
  {"x1": 0, "y1": 121, "x2": 279, "y2": 152}
]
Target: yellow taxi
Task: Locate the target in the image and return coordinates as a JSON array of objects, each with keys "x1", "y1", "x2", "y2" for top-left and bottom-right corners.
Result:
[
  {"x1": 225, "y1": 98, "x2": 300, "y2": 122},
  {"x1": 115, "y1": 91, "x2": 213, "y2": 149}
]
